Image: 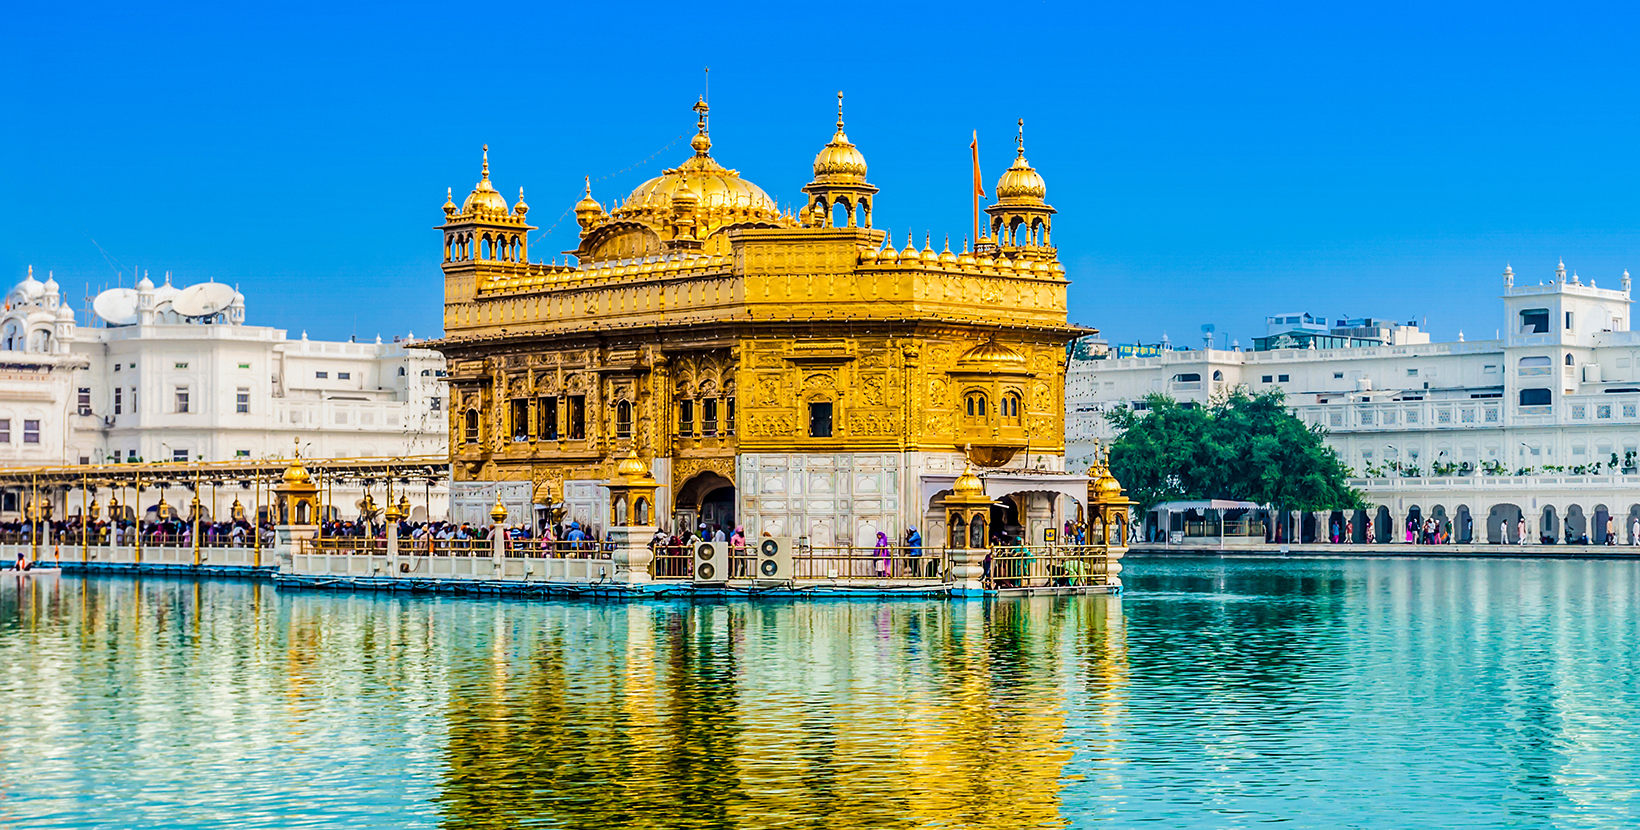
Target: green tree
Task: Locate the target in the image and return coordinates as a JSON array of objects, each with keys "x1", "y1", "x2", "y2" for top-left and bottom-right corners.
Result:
[{"x1": 1105, "y1": 389, "x2": 1364, "y2": 513}]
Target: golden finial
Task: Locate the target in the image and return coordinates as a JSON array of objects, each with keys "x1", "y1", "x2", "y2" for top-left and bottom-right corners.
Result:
[
  {"x1": 690, "y1": 96, "x2": 712, "y2": 155},
  {"x1": 481, "y1": 144, "x2": 490, "y2": 180},
  {"x1": 1016, "y1": 118, "x2": 1025, "y2": 157},
  {"x1": 836, "y1": 90, "x2": 845, "y2": 131},
  {"x1": 584, "y1": 175, "x2": 592, "y2": 196}
]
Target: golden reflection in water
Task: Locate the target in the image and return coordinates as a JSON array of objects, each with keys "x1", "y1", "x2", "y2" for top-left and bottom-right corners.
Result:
[{"x1": 435, "y1": 596, "x2": 1128, "y2": 830}]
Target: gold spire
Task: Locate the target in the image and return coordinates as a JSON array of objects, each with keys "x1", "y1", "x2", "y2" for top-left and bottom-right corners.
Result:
[
  {"x1": 481, "y1": 143, "x2": 491, "y2": 181},
  {"x1": 690, "y1": 98, "x2": 712, "y2": 155}
]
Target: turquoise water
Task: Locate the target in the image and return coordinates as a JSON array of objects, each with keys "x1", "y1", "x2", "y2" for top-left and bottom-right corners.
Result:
[{"x1": 2, "y1": 557, "x2": 1638, "y2": 829}]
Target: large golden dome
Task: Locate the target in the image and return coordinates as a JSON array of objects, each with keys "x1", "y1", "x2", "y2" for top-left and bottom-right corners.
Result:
[
  {"x1": 622, "y1": 155, "x2": 777, "y2": 213},
  {"x1": 618, "y1": 99, "x2": 778, "y2": 216}
]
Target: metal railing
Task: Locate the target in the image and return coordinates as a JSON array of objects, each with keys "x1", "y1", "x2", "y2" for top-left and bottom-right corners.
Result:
[
  {"x1": 986, "y1": 545, "x2": 1112, "y2": 590},
  {"x1": 304, "y1": 537, "x2": 612, "y2": 559},
  {"x1": 794, "y1": 547, "x2": 945, "y2": 580}
]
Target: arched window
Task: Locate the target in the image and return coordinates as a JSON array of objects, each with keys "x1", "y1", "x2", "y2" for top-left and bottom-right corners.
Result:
[
  {"x1": 1002, "y1": 392, "x2": 1022, "y2": 423},
  {"x1": 949, "y1": 513, "x2": 967, "y2": 547},
  {"x1": 398, "y1": 366, "x2": 406, "y2": 376},
  {"x1": 463, "y1": 409, "x2": 480, "y2": 444},
  {"x1": 964, "y1": 393, "x2": 988, "y2": 419},
  {"x1": 634, "y1": 497, "x2": 650, "y2": 526},
  {"x1": 615, "y1": 400, "x2": 632, "y2": 438},
  {"x1": 1565, "y1": 353, "x2": 1575, "y2": 366},
  {"x1": 1212, "y1": 370, "x2": 1224, "y2": 381}
]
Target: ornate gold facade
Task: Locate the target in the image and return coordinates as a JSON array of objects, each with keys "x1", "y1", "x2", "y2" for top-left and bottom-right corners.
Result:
[{"x1": 434, "y1": 96, "x2": 1088, "y2": 537}]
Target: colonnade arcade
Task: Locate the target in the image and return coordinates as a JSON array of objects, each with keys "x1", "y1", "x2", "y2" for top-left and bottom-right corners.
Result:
[
  {"x1": 0, "y1": 456, "x2": 449, "y2": 530},
  {"x1": 1272, "y1": 500, "x2": 1640, "y2": 545}
]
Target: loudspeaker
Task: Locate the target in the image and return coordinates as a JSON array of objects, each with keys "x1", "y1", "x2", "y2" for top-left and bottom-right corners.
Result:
[
  {"x1": 754, "y1": 536, "x2": 794, "y2": 582},
  {"x1": 693, "y1": 541, "x2": 727, "y2": 583}
]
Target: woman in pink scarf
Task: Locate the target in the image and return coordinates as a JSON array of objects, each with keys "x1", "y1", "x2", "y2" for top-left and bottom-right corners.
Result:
[{"x1": 874, "y1": 531, "x2": 891, "y2": 577}]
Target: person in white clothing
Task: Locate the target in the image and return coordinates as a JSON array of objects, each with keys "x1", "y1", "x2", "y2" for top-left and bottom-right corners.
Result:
[{"x1": 1517, "y1": 517, "x2": 1527, "y2": 545}]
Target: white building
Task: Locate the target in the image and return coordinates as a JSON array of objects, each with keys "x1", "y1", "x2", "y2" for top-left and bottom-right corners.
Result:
[
  {"x1": 0, "y1": 267, "x2": 449, "y2": 520},
  {"x1": 1068, "y1": 261, "x2": 1640, "y2": 545}
]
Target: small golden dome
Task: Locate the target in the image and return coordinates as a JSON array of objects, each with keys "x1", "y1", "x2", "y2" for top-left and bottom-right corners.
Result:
[
  {"x1": 958, "y1": 243, "x2": 977, "y2": 267},
  {"x1": 462, "y1": 145, "x2": 511, "y2": 216},
  {"x1": 813, "y1": 94, "x2": 869, "y2": 181},
  {"x1": 958, "y1": 335, "x2": 1028, "y2": 367},
  {"x1": 513, "y1": 187, "x2": 529, "y2": 217},
  {"x1": 859, "y1": 244, "x2": 878, "y2": 264},
  {"x1": 670, "y1": 179, "x2": 699, "y2": 207},
  {"x1": 574, "y1": 176, "x2": 603, "y2": 225},
  {"x1": 938, "y1": 239, "x2": 958, "y2": 266},
  {"x1": 880, "y1": 234, "x2": 899, "y2": 262},
  {"x1": 490, "y1": 494, "x2": 508, "y2": 524},
  {"x1": 615, "y1": 450, "x2": 649, "y2": 478},
  {"x1": 282, "y1": 461, "x2": 312, "y2": 485},
  {"x1": 975, "y1": 252, "x2": 995, "y2": 269},
  {"x1": 995, "y1": 154, "x2": 1047, "y2": 202},
  {"x1": 900, "y1": 231, "x2": 921, "y2": 264},
  {"x1": 442, "y1": 187, "x2": 456, "y2": 218},
  {"x1": 920, "y1": 234, "x2": 936, "y2": 262},
  {"x1": 952, "y1": 464, "x2": 985, "y2": 498},
  {"x1": 1095, "y1": 472, "x2": 1124, "y2": 502}
]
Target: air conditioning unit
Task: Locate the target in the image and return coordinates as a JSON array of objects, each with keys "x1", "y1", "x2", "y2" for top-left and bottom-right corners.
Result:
[
  {"x1": 754, "y1": 536, "x2": 795, "y2": 582},
  {"x1": 693, "y1": 541, "x2": 727, "y2": 584}
]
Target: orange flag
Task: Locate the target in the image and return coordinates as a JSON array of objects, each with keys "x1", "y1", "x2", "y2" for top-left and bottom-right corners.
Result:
[{"x1": 970, "y1": 131, "x2": 986, "y2": 198}]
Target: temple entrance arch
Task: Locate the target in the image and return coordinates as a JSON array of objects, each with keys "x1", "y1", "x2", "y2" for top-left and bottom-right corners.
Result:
[
  {"x1": 1540, "y1": 505, "x2": 1559, "y2": 544},
  {"x1": 1374, "y1": 505, "x2": 1392, "y2": 543},
  {"x1": 1455, "y1": 505, "x2": 1473, "y2": 543},
  {"x1": 675, "y1": 470, "x2": 734, "y2": 537},
  {"x1": 1593, "y1": 504, "x2": 1611, "y2": 544}
]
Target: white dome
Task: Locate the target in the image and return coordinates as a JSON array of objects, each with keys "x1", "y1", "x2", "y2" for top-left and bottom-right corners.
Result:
[
  {"x1": 41, "y1": 273, "x2": 58, "y2": 294},
  {"x1": 56, "y1": 304, "x2": 74, "y2": 321},
  {"x1": 136, "y1": 274, "x2": 155, "y2": 291}
]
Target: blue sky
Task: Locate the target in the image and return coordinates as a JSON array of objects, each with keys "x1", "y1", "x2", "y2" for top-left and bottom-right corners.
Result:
[{"x1": 4, "y1": 1, "x2": 1638, "y2": 346}]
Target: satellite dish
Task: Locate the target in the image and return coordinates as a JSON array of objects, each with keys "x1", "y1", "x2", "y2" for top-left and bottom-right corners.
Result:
[
  {"x1": 172, "y1": 282, "x2": 237, "y2": 318},
  {"x1": 92, "y1": 288, "x2": 139, "y2": 326}
]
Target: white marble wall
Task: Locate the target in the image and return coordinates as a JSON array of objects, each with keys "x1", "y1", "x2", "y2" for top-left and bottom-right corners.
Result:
[{"x1": 737, "y1": 452, "x2": 910, "y2": 547}]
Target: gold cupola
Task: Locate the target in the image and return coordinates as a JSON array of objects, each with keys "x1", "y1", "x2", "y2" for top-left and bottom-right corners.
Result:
[
  {"x1": 462, "y1": 145, "x2": 511, "y2": 216},
  {"x1": 574, "y1": 177, "x2": 604, "y2": 228},
  {"x1": 513, "y1": 187, "x2": 529, "y2": 218},
  {"x1": 801, "y1": 92, "x2": 880, "y2": 230},
  {"x1": 985, "y1": 119, "x2": 1057, "y2": 255}
]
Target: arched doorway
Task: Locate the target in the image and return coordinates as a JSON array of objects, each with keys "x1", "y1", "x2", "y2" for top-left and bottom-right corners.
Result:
[
  {"x1": 1455, "y1": 505, "x2": 1473, "y2": 543},
  {"x1": 1593, "y1": 504, "x2": 1611, "y2": 544},
  {"x1": 1488, "y1": 503, "x2": 1523, "y2": 544},
  {"x1": 1429, "y1": 505, "x2": 1449, "y2": 543},
  {"x1": 1374, "y1": 505, "x2": 1392, "y2": 543},
  {"x1": 1540, "y1": 505, "x2": 1559, "y2": 544},
  {"x1": 1628, "y1": 504, "x2": 1640, "y2": 544},
  {"x1": 675, "y1": 471, "x2": 734, "y2": 537},
  {"x1": 1405, "y1": 505, "x2": 1423, "y2": 543},
  {"x1": 1565, "y1": 504, "x2": 1588, "y2": 545},
  {"x1": 1302, "y1": 512, "x2": 1317, "y2": 543}
]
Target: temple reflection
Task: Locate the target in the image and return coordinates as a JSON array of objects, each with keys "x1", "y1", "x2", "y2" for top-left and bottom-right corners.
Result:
[{"x1": 434, "y1": 596, "x2": 1128, "y2": 829}]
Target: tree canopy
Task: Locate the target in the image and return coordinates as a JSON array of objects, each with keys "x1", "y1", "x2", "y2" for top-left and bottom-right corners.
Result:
[{"x1": 1104, "y1": 389, "x2": 1365, "y2": 512}]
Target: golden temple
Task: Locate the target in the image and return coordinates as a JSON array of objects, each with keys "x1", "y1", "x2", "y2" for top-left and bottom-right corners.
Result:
[{"x1": 433, "y1": 94, "x2": 1091, "y2": 547}]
